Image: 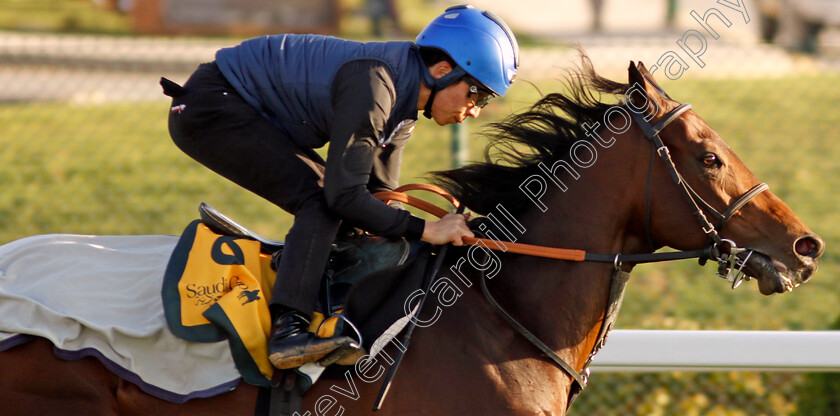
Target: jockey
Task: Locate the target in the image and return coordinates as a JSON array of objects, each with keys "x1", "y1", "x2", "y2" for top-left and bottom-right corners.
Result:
[{"x1": 162, "y1": 4, "x2": 519, "y2": 370}]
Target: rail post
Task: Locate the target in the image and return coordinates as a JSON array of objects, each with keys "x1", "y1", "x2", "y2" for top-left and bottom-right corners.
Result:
[{"x1": 451, "y1": 121, "x2": 468, "y2": 168}]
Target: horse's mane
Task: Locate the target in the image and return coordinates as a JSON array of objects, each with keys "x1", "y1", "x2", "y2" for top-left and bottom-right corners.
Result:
[{"x1": 432, "y1": 54, "x2": 632, "y2": 216}]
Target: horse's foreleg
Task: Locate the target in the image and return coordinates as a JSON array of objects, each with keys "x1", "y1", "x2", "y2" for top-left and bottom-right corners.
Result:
[{"x1": 0, "y1": 337, "x2": 120, "y2": 416}]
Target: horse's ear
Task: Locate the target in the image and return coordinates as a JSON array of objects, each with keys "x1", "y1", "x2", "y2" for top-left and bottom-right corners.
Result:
[{"x1": 626, "y1": 61, "x2": 666, "y2": 120}]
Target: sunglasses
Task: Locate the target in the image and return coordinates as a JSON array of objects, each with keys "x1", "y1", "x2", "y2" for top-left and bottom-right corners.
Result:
[{"x1": 464, "y1": 78, "x2": 495, "y2": 108}]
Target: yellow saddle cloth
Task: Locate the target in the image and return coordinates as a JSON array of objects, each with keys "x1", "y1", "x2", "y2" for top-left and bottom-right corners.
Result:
[
  {"x1": 162, "y1": 219, "x2": 404, "y2": 388},
  {"x1": 162, "y1": 220, "x2": 277, "y2": 386}
]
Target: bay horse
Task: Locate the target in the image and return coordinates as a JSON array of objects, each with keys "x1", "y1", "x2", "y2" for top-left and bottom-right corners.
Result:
[{"x1": 0, "y1": 57, "x2": 823, "y2": 416}]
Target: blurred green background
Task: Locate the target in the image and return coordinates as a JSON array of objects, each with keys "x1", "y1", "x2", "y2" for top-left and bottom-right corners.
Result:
[{"x1": 1, "y1": 1, "x2": 839, "y2": 415}]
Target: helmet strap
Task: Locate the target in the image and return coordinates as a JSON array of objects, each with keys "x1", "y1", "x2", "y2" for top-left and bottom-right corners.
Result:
[{"x1": 423, "y1": 87, "x2": 437, "y2": 119}]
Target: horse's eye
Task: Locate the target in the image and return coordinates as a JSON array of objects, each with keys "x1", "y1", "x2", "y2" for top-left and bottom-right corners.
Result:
[{"x1": 702, "y1": 153, "x2": 720, "y2": 168}]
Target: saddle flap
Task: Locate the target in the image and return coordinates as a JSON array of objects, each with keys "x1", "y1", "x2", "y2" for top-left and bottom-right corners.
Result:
[{"x1": 341, "y1": 244, "x2": 432, "y2": 350}]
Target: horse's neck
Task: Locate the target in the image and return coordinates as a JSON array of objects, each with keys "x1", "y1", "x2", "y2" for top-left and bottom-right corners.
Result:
[
  {"x1": 393, "y1": 133, "x2": 650, "y2": 413},
  {"x1": 493, "y1": 190, "x2": 631, "y2": 360},
  {"x1": 509, "y1": 129, "x2": 648, "y2": 327},
  {"x1": 458, "y1": 130, "x2": 648, "y2": 384},
  {"x1": 517, "y1": 129, "x2": 650, "y2": 255}
]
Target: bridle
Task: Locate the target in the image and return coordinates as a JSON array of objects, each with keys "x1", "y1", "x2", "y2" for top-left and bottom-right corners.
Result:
[
  {"x1": 539, "y1": 102, "x2": 770, "y2": 407},
  {"x1": 630, "y1": 102, "x2": 769, "y2": 287}
]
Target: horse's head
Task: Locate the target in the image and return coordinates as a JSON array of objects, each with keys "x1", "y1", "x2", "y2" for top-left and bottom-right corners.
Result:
[{"x1": 627, "y1": 62, "x2": 824, "y2": 295}]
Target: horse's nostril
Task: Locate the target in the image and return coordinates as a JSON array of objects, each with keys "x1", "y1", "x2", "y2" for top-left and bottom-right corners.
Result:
[{"x1": 794, "y1": 235, "x2": 824, "y2": 259}]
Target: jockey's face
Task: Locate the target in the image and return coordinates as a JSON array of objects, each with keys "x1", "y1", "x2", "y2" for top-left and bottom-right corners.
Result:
[{"x1": 423, "y1": 62, "x2": 483, "y2": 126}]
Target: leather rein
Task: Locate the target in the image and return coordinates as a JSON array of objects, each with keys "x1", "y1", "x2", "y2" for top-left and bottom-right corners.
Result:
[
  {"x1": 375, "y1": 104, "x2": 767, "y2": 270},
  {"x1": 373, "y1": 102, "x2": 768, "y2": 407}
]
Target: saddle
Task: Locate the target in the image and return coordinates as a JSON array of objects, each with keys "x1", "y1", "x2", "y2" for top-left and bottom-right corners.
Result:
[{"x1": 162, "y1": 203, "x2": 431, "y2": 390}]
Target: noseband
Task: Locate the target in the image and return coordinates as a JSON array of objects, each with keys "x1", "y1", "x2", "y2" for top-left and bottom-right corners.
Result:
[{"x1": 630, "y1": 102, "x2": 768, "y2": 286}]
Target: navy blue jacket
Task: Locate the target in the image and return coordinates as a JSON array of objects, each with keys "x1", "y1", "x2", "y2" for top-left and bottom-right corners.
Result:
[{"x1": 215, "y1": 34, "x2": 425, "y2": 239}]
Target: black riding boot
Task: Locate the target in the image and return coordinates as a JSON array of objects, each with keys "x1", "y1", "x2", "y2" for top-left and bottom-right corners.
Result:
[{"x1": 268, "y1": 311, "x2": 356, "y2": 369}]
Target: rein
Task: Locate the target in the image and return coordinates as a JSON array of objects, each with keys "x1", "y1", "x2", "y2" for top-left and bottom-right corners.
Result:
[
  {"x1": 375, "y1": 185, "x2": 703, "y2": 268},
  {"x1": 376, "y1": 104, "x2": 768, "y2": 273}
]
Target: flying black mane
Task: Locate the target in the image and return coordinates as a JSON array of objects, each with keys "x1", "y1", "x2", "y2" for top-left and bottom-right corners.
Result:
[{"x1": 432, "y1": 56, "x2": 632, "y2": 216}]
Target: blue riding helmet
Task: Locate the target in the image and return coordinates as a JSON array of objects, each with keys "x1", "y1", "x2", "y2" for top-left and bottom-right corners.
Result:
[{"x1": 416, "y1": 4, "x2": 519, "y2": 96}]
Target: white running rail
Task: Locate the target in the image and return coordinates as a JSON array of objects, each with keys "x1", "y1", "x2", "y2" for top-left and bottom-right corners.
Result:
[{"x1": 591, "y1": 330, "x2": 840, "y2": 372}]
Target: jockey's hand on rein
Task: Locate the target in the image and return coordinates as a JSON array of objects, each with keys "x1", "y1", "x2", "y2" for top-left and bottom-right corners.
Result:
[{"x1": 421, "y1": 213, "x2": 474, "y2": 246}]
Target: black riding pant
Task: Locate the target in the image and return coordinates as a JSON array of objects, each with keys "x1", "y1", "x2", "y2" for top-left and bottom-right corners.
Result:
[{"x1": 164, "y1": 62, "x2": 337, "y2": 316}]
